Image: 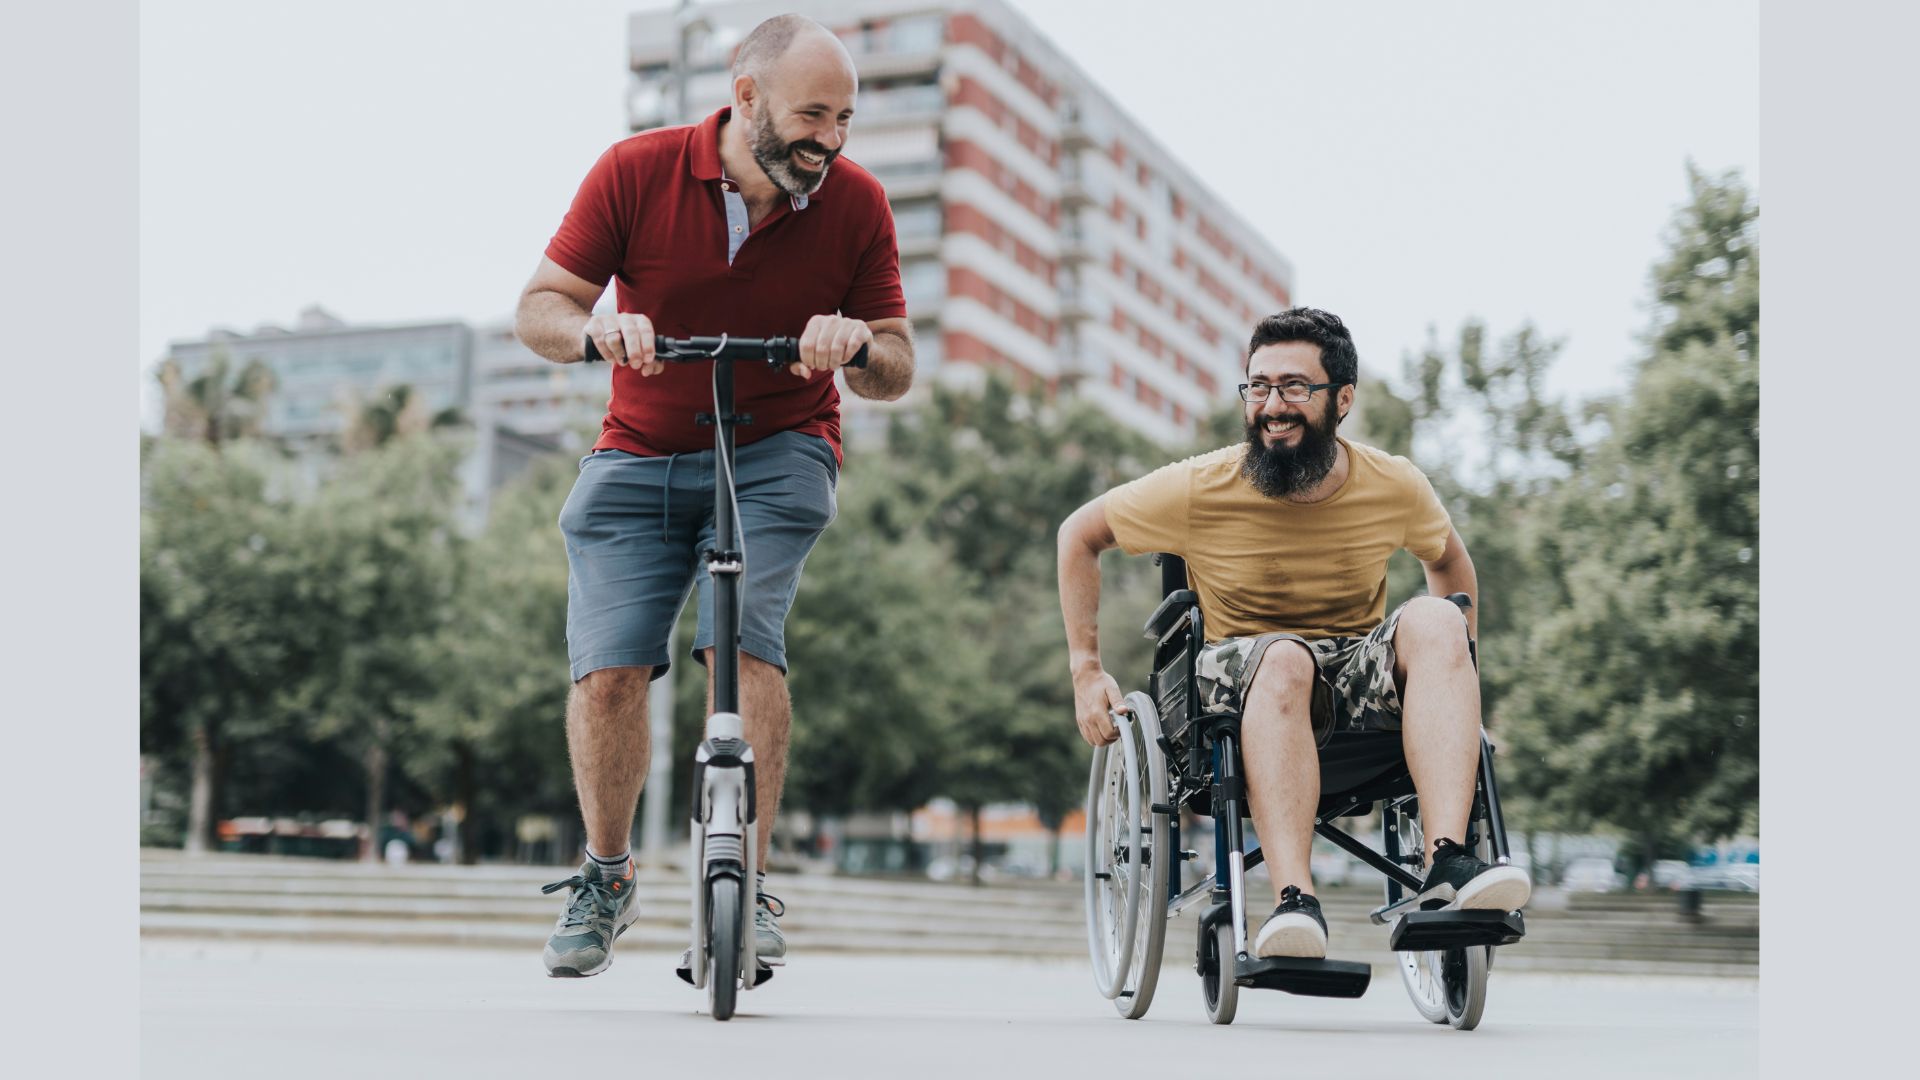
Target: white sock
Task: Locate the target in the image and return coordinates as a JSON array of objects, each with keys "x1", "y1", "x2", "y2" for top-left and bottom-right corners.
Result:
[{"x1": 587, "y1": 848, "x2": 630, "y2": 878}]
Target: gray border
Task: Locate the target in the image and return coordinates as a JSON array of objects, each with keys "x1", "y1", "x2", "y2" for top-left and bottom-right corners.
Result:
[
  {"x1": 1761, "y1": 0, "x2": 1916, "y2": 1069},
  {"x1": 2, "y1": 0, "x2": 138, "y2": 1073}
]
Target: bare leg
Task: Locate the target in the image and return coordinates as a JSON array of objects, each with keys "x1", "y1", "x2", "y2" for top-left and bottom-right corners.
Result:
[
  {"x1": 1393, "y1": 597, "x2": 1482, "y2": 861},
  {"x1": 1238, "y1": 641, "x2": 1320, "y2": 904},
  {"x1": 566, "y1": 666, "x2": 653, "y2": 858},
  {"x1": 704, "y1": 650, "x2": 792, "y2": 863}
]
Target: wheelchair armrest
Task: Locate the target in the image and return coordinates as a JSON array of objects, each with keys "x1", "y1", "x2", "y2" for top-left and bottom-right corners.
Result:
[
  {"x1": 1143, "y1": 590, "x2": 1199, "y2": 639},
  {"x1": 1445, "y1": 592, "x2": 1472, "y2": 610}
]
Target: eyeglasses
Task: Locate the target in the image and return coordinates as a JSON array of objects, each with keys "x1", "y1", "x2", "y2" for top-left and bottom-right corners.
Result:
[{"x1": 1237, "y1": 380, "x2": 1349, "y2": 403}]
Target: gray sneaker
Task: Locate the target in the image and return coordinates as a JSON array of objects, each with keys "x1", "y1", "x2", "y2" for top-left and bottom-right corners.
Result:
[
  {"x1": 754, "y1": 892, "x2": 786, "y2": 966},
  {"x1": 541, "y1": 859, "x2": 641, "y2": 977}
]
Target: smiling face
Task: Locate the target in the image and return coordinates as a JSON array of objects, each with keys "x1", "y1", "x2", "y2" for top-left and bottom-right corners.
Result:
[
  {"x1": 738, "y1": 35, "x2": 857, "y2": 198},
  {"x1": 1240, "y1": 340, "x2": 1353, "y2": 498}
]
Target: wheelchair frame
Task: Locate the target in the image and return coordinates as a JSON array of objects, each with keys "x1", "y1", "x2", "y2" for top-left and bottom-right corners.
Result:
[{"x1": 1083, "y1": 555, "x2": 1526, "y2": 1028}]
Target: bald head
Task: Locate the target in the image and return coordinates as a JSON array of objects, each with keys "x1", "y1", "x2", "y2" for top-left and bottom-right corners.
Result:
[{"x1": 731, "y1": 14, "x2": 856, "y2": 96}]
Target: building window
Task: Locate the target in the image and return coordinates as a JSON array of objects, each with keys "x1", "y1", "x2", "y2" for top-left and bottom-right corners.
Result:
[
  {"x1": 892, "y1": 200, "x2": 941, "y2": 240},
  {"x1": 902, "y1": 259, "x2": 945, "y2": 311},
  {"x1": 889, "y1": 14, "x2": 944, "y2": 52}
]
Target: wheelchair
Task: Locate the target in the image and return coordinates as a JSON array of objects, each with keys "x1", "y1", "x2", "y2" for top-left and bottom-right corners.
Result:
[{"x1": 1083, "y1": 555, "x2": 1525, "y2": 1028}]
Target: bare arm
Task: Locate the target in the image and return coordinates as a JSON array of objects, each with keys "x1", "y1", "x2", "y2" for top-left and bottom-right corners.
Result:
[
  {"x1": 1420, "y1": 526, "x2": 1480, "y2": 642},
  {"x1": 1058, "y1": 496, "x2": 1125, "y2": 746},
  {"x1": 843, "y1": 318, "x2": 914, "y2": 401},
  {"x1": 514, "y1": 257, "x2": 665, "y2": 375}
]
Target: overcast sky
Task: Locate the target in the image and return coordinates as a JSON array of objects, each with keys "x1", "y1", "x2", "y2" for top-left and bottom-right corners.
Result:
[{"x1": 140, "y1": 0, "x2": 1758, "y2": 413}]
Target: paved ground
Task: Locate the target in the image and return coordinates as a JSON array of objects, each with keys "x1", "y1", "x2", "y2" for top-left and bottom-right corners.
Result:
[{"x1": 142, "y1": 939, "x2": 1756, "y2": 1080}]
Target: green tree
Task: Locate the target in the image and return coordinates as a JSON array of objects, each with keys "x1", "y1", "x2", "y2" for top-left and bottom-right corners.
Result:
[
  {"x1": 1384, "y1": 319, "x2": 1584, "y2": 740},
  {"x1": 156, "y1": 349, "x2": 278, "y2": 448},
  {"x1": 278, "y1": 434, "x2": 468, "y2": 859},
  {"x1": 343, "y1": 383, "x2": 465, "y2": 453},
  {"x1": 141, "y1": 439, "x2": 309, "y2": 851},
  {"x1": 861, "y1": 379, "x2": 1167, "y2": 879},
  {"x1": 413, "y1": 453, "x2": 577, "y2": 862},
  {"x1": 1499, "y1": 165, "x2": 1759, "y2": 865},
  {"x1": 781, "y1": 501, "x2": 994, "y2": 822}
]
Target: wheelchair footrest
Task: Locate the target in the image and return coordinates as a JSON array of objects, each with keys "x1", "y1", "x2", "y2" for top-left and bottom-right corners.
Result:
[
  {"x1": 1388, "y1": 909, "x2": 1526, "y2": 952},
  {"x1": 1233, "y1": 955, "x2": 1372, "y2": 998}
]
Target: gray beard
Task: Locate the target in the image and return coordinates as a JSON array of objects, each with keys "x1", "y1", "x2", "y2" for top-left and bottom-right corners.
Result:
[
  {"x1": 749, "y1": 110, "x2": 833, "y2": 198},
  {"x1": 1240, "y1": 417, "x2": 1340, "y2": 499}
]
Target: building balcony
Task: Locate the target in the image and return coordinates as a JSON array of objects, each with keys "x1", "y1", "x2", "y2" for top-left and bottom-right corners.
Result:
[
  {"x1": 879, "y1": 171, "x2": 942, "y2": 201},
  {"x1": 1058, "y1": 287, "x2": 1092, "y2": 323},
  {"x1": 898, "y1": 233, "x2": 941, "y2": 260},
  {"x1": 1059, "y1": 210, "x2": 1110, "y2": 264},
  {"x1": 853, "y1": 49, "x2": 943, "y2": 82},
  {"x1": 1058, "y1": 99, "x2": 1099, "y2": 153}
]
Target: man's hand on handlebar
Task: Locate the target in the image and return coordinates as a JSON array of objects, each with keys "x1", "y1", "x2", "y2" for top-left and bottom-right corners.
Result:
[
  {"x1": 1072, "y1": 667, "x2": 1127, "y2": 747},
  {"x1": 792, "y1": 314, "x2": 874, "y2": 378},
  {"x1": 584, "y1": 312, "x2": 663, "y2": 376}
]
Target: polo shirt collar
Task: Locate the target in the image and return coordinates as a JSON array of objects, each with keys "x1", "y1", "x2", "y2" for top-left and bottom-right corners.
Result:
[{"x1": 691, "y1": 106, "x2": 818, "y2": 210}]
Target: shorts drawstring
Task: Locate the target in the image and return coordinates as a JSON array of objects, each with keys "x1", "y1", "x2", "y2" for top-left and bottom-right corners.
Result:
[{"x1": 661, "y1": 452, "x2": 682, "y2": 543}]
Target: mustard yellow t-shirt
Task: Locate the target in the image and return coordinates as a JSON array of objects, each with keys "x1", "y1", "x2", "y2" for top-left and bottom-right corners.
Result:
[{"x1": 1104, "y1": 438, "x2": 1453, "y2": 642}]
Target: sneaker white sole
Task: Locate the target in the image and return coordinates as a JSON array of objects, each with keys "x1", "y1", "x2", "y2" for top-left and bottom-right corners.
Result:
[
  {"x1": 1453, "y1": 866, "x2": 1532, "y2": 912},
  {"x1": 1251, "y1": 914, "x2": 1328, "y2": 959}
]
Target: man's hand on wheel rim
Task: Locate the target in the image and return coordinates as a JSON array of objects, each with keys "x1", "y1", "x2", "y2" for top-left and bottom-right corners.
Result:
[
  {"x1": 1073, "y1": 669, "x2": 1126, "y2": 747},
  {"x1": 585, "y1": 312, "x2": 663, "y2": 376},
  {"x1": 792, "y1": 313, "x2": 873, "y2": 378}
]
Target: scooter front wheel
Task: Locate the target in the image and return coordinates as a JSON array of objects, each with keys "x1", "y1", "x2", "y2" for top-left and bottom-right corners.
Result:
[{"x1": 707, "y1": 875, "x2": 742, "y2": 1020}]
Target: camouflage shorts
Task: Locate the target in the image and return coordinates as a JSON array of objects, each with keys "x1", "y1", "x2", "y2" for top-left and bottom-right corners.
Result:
[{"x1": 1195, "y1": 599, "x2": 1451, "y2": 747}]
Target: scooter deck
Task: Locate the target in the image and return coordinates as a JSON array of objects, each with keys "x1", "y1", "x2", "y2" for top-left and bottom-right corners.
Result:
[{"x1": 676, "y1": 961, "x2": 776, "y2": 987}]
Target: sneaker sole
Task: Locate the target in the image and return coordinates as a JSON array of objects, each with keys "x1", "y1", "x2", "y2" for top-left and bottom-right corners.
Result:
[
  {"x1": 1453, "y1": 867, "x2": 1532, "y2": 912},
  {"x1": 1251, "y1": 919, "x2": 1328, "y2": 960}
]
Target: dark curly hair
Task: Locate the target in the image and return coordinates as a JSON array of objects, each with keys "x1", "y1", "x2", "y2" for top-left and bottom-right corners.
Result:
[{"x1": 1245, "y1": 307, "x2": 1358, "y2": 386}]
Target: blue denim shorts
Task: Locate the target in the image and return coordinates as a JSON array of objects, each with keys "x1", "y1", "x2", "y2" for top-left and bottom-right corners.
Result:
[{"x1": 557, "y1": 429, "x2": 838, "y2": 682}]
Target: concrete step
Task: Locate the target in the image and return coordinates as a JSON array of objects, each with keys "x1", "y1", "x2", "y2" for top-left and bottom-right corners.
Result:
[
  {"x1": 136, "y1": 888, "x2": 1756, "y2": 952},
  {"x1": 137, "y1": 912, "x2": 1757, "y2": 977},
  {"x1": 138, "y1": 852, "x2": 1757, "y2": 974}
]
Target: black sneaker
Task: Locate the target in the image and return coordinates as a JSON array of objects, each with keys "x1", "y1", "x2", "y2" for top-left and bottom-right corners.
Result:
[
  {"x1": 1251, "y1": 884, "x2": 1328, "y2": 959},
  {"x1": 1417, "y1": 837, "x2": 1532, "y2": 912},
  {"x1": 540, "y1": 859, "x2": 641, "y2": 977}
]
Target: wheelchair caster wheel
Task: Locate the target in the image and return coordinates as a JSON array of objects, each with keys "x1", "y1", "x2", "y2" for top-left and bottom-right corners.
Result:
[{"x1": 1200, "y1": 920, "x2": 1238, "y2": 1025}]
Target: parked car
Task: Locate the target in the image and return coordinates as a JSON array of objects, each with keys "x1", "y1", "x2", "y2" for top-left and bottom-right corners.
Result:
[
  {"x1": 1650, "y1": 860, "x2": 1694, "y2": 890},
  {"x1": 1688, "y1": 863, "x2": 1760, "y2": 892},
  {"x1": 1560, "y1": 856, "x2": 1625, "y2": 892}
]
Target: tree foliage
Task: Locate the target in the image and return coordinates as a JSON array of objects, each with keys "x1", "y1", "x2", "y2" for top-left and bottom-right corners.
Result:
[
  {"x1": 140, "y1": 168, "x2": 1760, "y2": 870},
  {"x1": 1497, "y1": 165, "x2": 1759, "y2": 852}
]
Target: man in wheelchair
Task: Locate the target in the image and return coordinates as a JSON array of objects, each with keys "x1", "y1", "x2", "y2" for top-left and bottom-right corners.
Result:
[{"x1": 1057, "y1": 307, "x2": 1531, "y2": 962}]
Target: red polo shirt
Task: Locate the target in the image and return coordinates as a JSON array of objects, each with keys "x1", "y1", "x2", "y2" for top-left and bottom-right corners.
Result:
[{"x1": 545, "y1": 107, "x2": 906, "y2": 463}]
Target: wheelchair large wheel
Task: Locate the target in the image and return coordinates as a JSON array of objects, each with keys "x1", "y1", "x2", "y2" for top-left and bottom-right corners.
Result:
[
  {"x1": 1386, "y1": 800, "x2": 1489, "y2": 1030},
  {"x1": 1199, "y1": 918, "x2": 1239, "y2": 1025},
  {"x1": 1083, "y1": 691, "x2": 1170, "y2": 1018}
]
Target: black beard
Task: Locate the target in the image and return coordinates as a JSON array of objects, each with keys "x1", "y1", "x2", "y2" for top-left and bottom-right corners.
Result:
[
  {"x1": 749, "y1": 108, "x2": 836, "y2": 198},
  {"x1": 1241, "y1": 409, "x2": 1341, "y2": 498}
]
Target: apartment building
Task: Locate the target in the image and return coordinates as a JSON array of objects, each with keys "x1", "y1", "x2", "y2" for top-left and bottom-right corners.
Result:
[
  {"x1": 157, "y1": 306, "x2": 609, "y2": 520},
  {"x1": 626, "y1": 0, "x2": 1296, "y2": 446}
]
